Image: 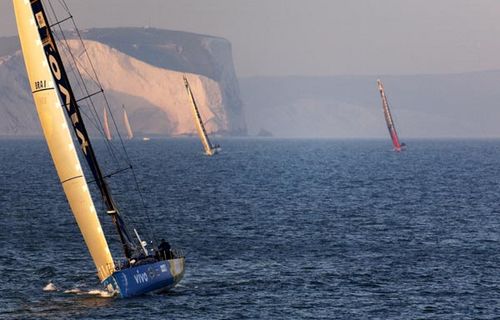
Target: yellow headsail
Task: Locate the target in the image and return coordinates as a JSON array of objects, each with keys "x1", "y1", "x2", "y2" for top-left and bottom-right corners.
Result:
[{"x1": 13, "y1": 0, "x2": 115, "y2": 281}]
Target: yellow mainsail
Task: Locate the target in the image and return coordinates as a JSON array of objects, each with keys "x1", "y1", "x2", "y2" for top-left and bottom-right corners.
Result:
[
  {"x1": 183, "y1": 75, "x2": 214, "y2": 156},
  {"x1": 14, "y1": 0, "x2": 115, "y2": 281}
]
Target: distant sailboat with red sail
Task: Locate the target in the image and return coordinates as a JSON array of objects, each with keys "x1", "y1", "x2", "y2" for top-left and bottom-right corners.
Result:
[{"x1": 377, "y1": 79, "x2": 406, "y2": 152}]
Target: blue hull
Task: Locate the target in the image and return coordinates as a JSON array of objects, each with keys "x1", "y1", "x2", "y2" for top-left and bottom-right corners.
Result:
[{"x1": 103, "y1": 258, "x2": 185, "y2": 298}]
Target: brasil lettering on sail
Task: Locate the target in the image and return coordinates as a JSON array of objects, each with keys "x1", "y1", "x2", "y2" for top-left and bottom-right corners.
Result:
[{"x1": 31, "y1": 1, "x2": 90, "y2": 156}]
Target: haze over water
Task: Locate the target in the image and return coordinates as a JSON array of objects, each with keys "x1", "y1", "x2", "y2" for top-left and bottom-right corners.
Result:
[{"x1": 1, "y1": 138, "x2": 500, "y2": 319}]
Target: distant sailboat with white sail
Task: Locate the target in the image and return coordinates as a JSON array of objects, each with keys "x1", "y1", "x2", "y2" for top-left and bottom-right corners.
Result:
[
  {"x1": 377, "y1": 79, "x2": 406, "y2": 152},
  {"x1": 122, "y1": 105, "x2": 133, "y2": 140},
  {"x1": 103, "y1": 107, "x2": 112, "y2": 140},
  {"x1": 104, "y1": 105, "x2": 134, "y2": 141},
  {"x1": 183, "y1": 74, "x2": 220, "y2": 156},
  {"x1": 14, "y1": 0, "x2": 184, "y2": 297}
]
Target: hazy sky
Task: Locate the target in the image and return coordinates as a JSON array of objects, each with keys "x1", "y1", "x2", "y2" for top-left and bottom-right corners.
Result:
[{"x1": 2, "y1": 0, "x2": 500, "y2": 77}]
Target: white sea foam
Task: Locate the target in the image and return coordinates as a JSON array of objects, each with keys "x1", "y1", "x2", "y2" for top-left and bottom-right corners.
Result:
[
  {"x1": 63, "y1": 288, "x2": 84, "y2": 294},
  {"x1": 63, "y1": 287, "x2": 115, "y2": 298},
  {"x1": 88, "y1": 289, "x2": 115, "y2": 298},
  {"x1": 43, "y1": 282, "x2": 57, "y2": 292}
]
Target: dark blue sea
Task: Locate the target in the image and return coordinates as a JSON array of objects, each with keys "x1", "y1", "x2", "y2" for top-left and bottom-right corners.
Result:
[{"x1": 1, "y1": 138, "x2": 500, "y2": 319}]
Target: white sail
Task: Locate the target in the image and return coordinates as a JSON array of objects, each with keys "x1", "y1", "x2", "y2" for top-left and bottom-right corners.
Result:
[
  {"x1": 13, "y1": 0, "x2": 115, "y2": 281},
  {"x1": 183, "y1": 75, "x2": 215, "y2": 156},
  {"x1": 103, "y1": 107, "x2": 112, "y2": 140},
  {"x1": 122, "y1": 106, "x2": 133, "y2": 140}
]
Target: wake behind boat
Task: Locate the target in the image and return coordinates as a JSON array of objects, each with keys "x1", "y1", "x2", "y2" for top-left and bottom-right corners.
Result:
[
  {"x1": 14, "y1": 0, "x2": 184, "y2": 298},
  {"x1": 377, "y1": 79, "x2": 406, "y2": 152},
  {"x1": 183, "y1": 75, "x2": 221, "y2": 156}
]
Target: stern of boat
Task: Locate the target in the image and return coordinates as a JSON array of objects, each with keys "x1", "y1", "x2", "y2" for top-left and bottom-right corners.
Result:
[{"x1": 168, "y1": 256, "x2": 185, "y2": 287}]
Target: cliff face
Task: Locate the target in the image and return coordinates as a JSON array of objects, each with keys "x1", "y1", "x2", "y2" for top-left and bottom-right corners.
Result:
[
  {"x1": 0, "y1": 52, "x2": 42, "y2": 136},
  {"x1": 0, "y1": 28, "x2": 246, "y2": 137}
]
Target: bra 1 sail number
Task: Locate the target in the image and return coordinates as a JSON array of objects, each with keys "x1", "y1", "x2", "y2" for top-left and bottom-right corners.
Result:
[{"x1": 35, "y1": 80, "x2": 47, "y2": 90}]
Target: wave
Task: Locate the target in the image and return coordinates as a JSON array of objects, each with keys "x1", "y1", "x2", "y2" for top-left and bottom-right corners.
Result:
[
  {"x1": 42, "y1": 282, "x2": 57, "y2": 292},
  {"x1": 42, "y1": 282, "x2": 115, "y2": 298},
  {"x1": 63, "y1": 287, "x2": 115, "y2": 298}
]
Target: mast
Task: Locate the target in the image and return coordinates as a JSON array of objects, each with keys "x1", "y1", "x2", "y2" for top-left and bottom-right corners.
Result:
[
  {"x1": 122, "y1": 105, "x2": 133, "y2": 140},
  {"x1": 14, "y1": 0, "x2": 136, "y2": 262},
  {"x1": 377, "y1": 79, "x2": 402, "y2": 151},
  {"x1": 183, "y1": 75, "x2": 214, "y2": 155},
  {"x1": 103, "y1": 107, "x2": 112, "y2": 140}
]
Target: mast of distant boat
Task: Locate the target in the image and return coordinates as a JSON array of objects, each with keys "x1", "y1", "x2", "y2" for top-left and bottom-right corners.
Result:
[
  {"x1": 377, "y1": 79, "x2": 404, "y2": 152},
  {"x1": 183, "y1": 75, "x2": 217, "y2": 156}
]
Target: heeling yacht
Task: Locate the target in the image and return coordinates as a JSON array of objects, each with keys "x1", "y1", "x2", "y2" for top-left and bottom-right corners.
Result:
[
  {"x1": 377, "y1": 79, "x2": 406, "y2": 152},
  {"x1": 13, "y1": 0, "x2": 184, "y2": 297},
  {"x1": 183, "y1": 74, "x2": 221, "y2": 156}
]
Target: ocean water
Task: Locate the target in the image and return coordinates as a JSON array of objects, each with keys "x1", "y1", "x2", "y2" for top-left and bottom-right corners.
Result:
[{"x1": 1, "y1": 138, "x2": 500, "y2": 319}]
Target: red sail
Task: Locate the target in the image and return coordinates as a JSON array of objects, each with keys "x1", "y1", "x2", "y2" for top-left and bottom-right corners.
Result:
[{"x1": 377, "y1": 79, "x2": 403, "y2": 152}]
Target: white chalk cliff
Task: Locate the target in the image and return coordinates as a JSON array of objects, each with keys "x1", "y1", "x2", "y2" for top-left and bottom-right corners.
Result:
[{"x1": 0, "y1": 28, "x2": 246, "y2": 137}]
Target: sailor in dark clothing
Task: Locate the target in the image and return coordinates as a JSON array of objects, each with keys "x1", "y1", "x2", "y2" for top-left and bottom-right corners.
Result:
[{"x1": 157, "y1": 239, "x2": 172, "y2": 260}]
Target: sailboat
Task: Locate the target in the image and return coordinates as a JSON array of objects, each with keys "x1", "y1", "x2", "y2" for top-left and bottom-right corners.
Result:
[
  {"x1": 103, "y1": 107, "x2": 112, "y2": 141},
  {"x1": 377, "y1": 79, "x2": 406, "y2": 152},
  {"x1": 183, "y1": 75, "x2": 221, "y2": 156},
  {"x1": 122, "y1": 105, "x2": 134, "y2": 140},
  {"x1": 14, "y1": 0, "x2": 184, "y2": 297}
]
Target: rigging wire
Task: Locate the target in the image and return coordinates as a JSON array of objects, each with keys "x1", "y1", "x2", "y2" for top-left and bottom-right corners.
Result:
[
  {"x1": 45, "y1": 0, "x2": 126, "y2": 171},
  {"x1": 45, "y1": 3, "x2": 120, "y2": 166},
  {"x1": 44, "y1": 0, "x2": 158, "y2": 247}
]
